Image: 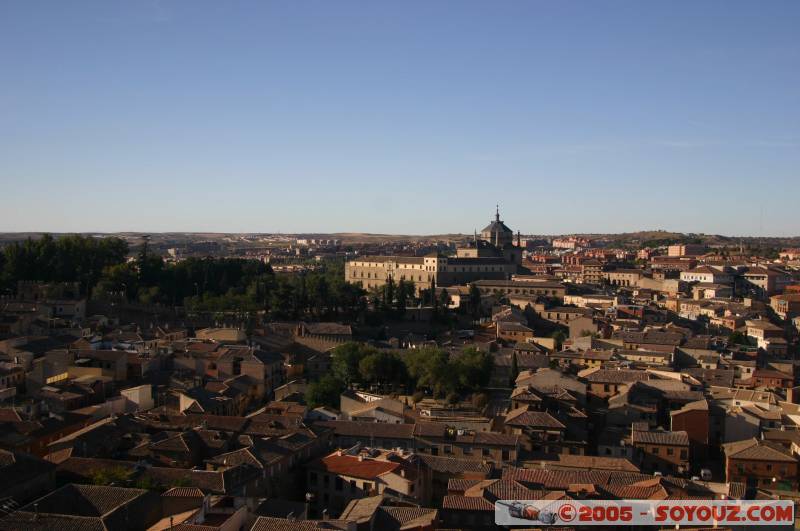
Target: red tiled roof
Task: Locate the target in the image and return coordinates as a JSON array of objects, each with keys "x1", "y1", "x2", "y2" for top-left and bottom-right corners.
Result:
[
  {"x1": 442, "y1": 495, "x2": 495, "y2": 511},
  {"x1": 468, "y1": 431, "x2": 520, "y2": 446},
  {"x1": 0, "y1": 408, "x2": 22, "y2": 423},
  {"x1": 317, "y1": 421, "x2": 414, "y2": 440},
  {"x1": 413, "y1": 422, "x2": 448, "y2": 438},
  {"x1": 584, "y1": 369, "x2": 650, "y2": 384},
  {"x1": 162, "y1": 487, "x2": 205, "y2": 497},
  {"x1": 729, "y1": 443, "x2": 797, "y2": 463},
  {"x1": 631, "y1": 430, "x2": 689, "y2": 446},
  {"x1": 310, "y1": 453, "x2": 400, "y2": 480},
  {"x1": 447, "y1": 478, "x2": 483, "y2": 493},
  {"x1": 419, "y1": 454, "x2": 493, "y2": 474},
  {"x1": 504, "y1": 407, "x2": 565, "y2": 429}
]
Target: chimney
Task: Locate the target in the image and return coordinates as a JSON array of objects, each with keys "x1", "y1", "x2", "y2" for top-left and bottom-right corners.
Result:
[{"x1": 304, "y1": 492, "x2": 314, "y2": 519}]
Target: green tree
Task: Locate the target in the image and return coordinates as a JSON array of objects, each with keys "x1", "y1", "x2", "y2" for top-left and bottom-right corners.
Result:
[
  {"x1": 438, "y1": 289, "x2": 450, "y2": 309},
  {"x1": 395, "y1": 279, "x2": 414, "y2": 315},
  {"x1": 358, "y1": 351, "x2": 407, "y2": 387},
  {"x1": 455, "y1": 347, "x2": 494, "y2": 391},
  {"x1": 468, "y1": 283, "x2": 482, "y2": 317},
  {"x1": 510, "y1": 351, "x2": 519, "y2": 386},
  {"x1": 1, "y1": 234, "x2": 128, "y2": 296},
  {"x1": 331, "y1": 342, "x2": 376, "y2": 387},
  {"x1": 134, "y1": 475, "x2": 159, "y2": 490},
  {"x1": 446, "y1": 392, "x2": 460, "y2": 406},
  {"x1": 309, "y1": 275, "x2": 330, "y2": 318},
  {"x1": 728, "y1": 331, "x2": 750, "y2": 346},
  {"x1": 405, "y1": 346, "x2": 457, "y2": 397},
  {"x1": 383, "y1": 277, "x2": 395, "y2": 311},
  {"x1": 306, "y1": 374, "x2": 345, "y2": 410},
  {"x1": 270, "y1": 280, "x2": 296, "y2": 319},
  {"x1": 95, "y1": 262, "x2": 138, "y2": 301},
  {"x1": 90, "y1": 466, "x2": 131, "y2": 486},
  {"x1": 549, "y1": 329, "x2": 567, "y2": 350}
]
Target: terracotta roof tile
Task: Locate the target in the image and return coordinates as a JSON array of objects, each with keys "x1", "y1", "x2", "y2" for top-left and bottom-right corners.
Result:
[
  {"x1": 317, "y1": 421, "x2": 414, "y2": 440},
  {"x1": 309, "y1": 453, "x2": 400, "y2": 480},
  {"x1": 631, "y1": 430, "x2": 689, "y2": 446},
  {"x1": 442, "y1": 495, "x2": 495, "y2": 511},
  {"x1": 504, "y1": 407, "x2": 565, "y2": 429}
]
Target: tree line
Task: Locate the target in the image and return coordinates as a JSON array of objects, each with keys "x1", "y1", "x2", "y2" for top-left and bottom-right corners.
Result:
[
  {"x1": 0, "y1": 234, "x2": 129, "y2": 295},
  {"x1": 306, "y1": 342, "x2": 493, "y2": 409},
  {"x1": 0, "y1": 234, "x2": 476, "y2": 325},
  {"x1": 0, "y1": 234, "x2": 369, "y2": 321},
  {"x1": 99, "y1": 247, "x2": 366, "y2": 321}
]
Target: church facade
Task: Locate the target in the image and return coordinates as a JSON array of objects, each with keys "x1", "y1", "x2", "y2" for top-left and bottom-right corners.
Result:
[{"x1": 345, "y1": 209, "x2": 524, "y2": 294}]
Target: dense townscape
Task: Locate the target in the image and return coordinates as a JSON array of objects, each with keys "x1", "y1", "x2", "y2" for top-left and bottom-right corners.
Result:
[{"x1": 0, "y1": 211, "x2": 798, "y2": 529}]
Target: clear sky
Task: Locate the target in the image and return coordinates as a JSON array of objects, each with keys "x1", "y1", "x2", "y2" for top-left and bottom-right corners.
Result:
[{"x1": 1, "y1": 1, "x2": 798, "y2": 236}]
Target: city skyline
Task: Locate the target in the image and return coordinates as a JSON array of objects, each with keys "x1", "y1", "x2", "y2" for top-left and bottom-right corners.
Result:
[{"x1": 3, "y1": 3, "x2": 800, "y2": 528}]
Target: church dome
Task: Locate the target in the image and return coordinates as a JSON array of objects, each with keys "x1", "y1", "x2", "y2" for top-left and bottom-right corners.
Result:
[{"x1": 480, "y1": 206, "x2": 513, "y2": 246}]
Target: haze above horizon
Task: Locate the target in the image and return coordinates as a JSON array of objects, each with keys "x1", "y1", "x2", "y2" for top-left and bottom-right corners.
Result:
[{"x1": 1, "y1": 1, "x2": 799, "y2": 236}]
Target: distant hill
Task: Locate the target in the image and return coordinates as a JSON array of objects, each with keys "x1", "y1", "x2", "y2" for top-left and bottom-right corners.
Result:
[{"x1": 0, "y1": 230, "x2": 798, "y2": 248}]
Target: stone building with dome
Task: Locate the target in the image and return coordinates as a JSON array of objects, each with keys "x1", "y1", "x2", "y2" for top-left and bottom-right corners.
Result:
[
  {"x1": 481, "y1": 206, "x2": 514, "y2": 247},
  {"x1": 345, "y1": 208, "x2": 525, "y2": 294}
]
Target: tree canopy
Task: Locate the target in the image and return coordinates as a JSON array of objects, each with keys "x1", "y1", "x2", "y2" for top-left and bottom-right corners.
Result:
[
  {"x1": 358, "y1": 351, "x2": 407, "y2": 386},
  {"x1": 404, "y1": 345, "x2": 493, "y2": 398},
  {"x1": 324, "y1": 342, "x2": 494, "y2": 398},
  {"x1": 305, "y1": 374, "x2": 345, "y2": 410},
  {"x1": 331, "y1": 342, "x2": 377, "y2": 387},
  {"x1": 0, "y1": 234, "x2": 128, "y2": 295}
]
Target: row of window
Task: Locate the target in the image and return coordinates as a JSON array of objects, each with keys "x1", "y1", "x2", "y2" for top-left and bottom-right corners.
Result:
[
  {"x1": 492, "y1": 287, "x2": 563, "y2": 296},
  {"x1": 736, "y1": 463, "x2": 788, "y2": 475},
  {"x1": 309, "y1": 472, "x2": 374, "y2": 494},
  {"x1": 350, "y1": 262, "x2": 424, "y2": 269},
  {"x1": 646, "y1": 446, "x2": 688, "y2": 459}
]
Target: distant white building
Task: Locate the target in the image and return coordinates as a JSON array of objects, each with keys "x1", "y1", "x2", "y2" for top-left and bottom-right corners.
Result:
[{"x1": 680, "y1": 266, "x2": 733, "y2": 284}]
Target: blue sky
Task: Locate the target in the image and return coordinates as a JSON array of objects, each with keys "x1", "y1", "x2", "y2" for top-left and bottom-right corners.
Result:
[{"x1": 1, "y1": 1, "x2": 798, "y2": 236}]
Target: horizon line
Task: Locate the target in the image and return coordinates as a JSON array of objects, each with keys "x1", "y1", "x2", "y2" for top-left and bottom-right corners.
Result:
[{"x1": 0, "y1": 230, "x2": 797, "y2": 240}]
